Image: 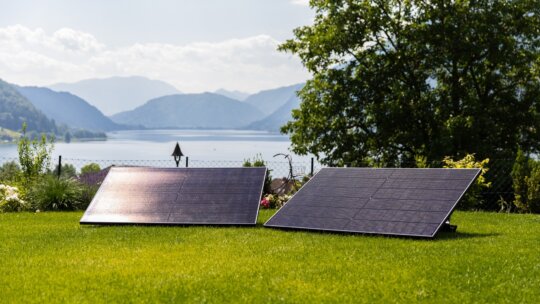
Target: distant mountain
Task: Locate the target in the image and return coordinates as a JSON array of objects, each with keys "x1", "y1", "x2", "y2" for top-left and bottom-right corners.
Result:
[
  {"x1": 245, "y1": 95, "x2": 301, "y2": 131},
  {"x1": 0, "y1": 79, "x2": 56, "y2": 133},
  {"x1": 49, "y1": 76, "x2": 181, "y2": 115},
  {"x1": 16, "y1": 86, "x2": 125, "y2": 132},
  {"x1": 244, "y1": 83, "x2": 304, "y2": 116},
  {"x1": 214, "y1": 89, "x2": 250, "y2": 101},
  {"x1": 111, "y1": 93, "x2": 264, "y2": 129}
]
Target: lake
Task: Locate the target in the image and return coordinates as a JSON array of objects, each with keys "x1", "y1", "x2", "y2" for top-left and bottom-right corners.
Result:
[{"x1": 0, "y1": 130, "x2": 320, "y2": 177}]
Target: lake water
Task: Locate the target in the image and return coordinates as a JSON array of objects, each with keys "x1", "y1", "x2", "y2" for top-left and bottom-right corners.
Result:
[{"x1": 0, "y1": 130, "x2": 319, "y2": 177}]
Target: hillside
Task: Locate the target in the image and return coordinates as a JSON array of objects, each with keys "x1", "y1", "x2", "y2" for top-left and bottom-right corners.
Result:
[
  {"x1": 244, "y1": 83, "x2": 303, "y2": 116},
  {"x1": 0, "y1": 79, "x2": 56, "y2": 134},
  {"x1": 246, "y1": 95, "x2": 300, "y2": 131},
  {"x1": 50, "y1": 76, "x2": 181, "y2": 115},
  {"x1": 214, "y1": 89, "x2": 250, "y2": 101},
  {"x1": 16, "y1": 86, "x2": 124, "y2": 132},
  {"x1": 111, "y1": 93, "x2": 264, "y2": 129}
]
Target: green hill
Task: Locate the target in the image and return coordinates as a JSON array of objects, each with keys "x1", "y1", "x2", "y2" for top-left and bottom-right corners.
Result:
[
  {"x1": 0, "y1": 79, "x2": 56, "y2": 134},
  {"x1": 16, "y1": 86, "x2": 125, "y2": 132}
]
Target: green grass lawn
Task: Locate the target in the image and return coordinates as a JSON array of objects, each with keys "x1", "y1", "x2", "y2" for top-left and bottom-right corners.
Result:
[{"x1": 0, "y1": 210, "x2": 538, "y2": 303}]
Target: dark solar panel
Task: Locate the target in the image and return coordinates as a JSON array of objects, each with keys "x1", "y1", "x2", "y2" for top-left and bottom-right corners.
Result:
[
  {"x1": 264, "y1": 168, "x2": 480, "y2": 237},
  {"x1": 80, "y1": 167, "x2": 266, "y2": 225}
]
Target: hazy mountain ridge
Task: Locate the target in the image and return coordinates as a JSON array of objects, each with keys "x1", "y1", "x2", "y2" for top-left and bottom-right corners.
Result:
[
  {"x1": 50, "y1": 76, "x2": 181, "y2": 115},
  {"x1": 0, "y1": 79, "x2": 57, "y2": 134},
  {"x1": 16, "y1": 86, "x2": 125, "y2": 132},
  {"x1": 246, "y1": 95, "x2": 301, "y2": 131},
  {"x1": 111, "y1": 93, "x2": 264, "y2": 129},
  {"x1": 244, "y1": 83, "x2": 303, "y2": 116},
  {"x1": 214, "y1": 89, "x2": 250, "y2": 101}
]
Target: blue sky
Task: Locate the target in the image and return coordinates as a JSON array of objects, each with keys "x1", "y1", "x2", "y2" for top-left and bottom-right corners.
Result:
[{"x1": 0, "y1": 0, "x2": 313, "y2": 92}]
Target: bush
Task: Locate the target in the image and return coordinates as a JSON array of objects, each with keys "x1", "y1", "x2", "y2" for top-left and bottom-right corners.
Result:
[
  {"x1": 443, "y1": 154, "x2": 491, "y2": 210},
  {"x1": 0, "y1": 184, "x2": 28, "y2": 212},
  {"x1": 81, "y1": 163, "x2": 101, "y2": 175},
  {"x1": 52, "y1": 163, "x2": 78, "y2": 178},
  {"x1": 0, "y1": 161, "x2": 21, "y2": 183},
  {"x1": 28, "y1": 175, "x2": 84, "y2": 211},
  {"x1": 260, "y1": 194, "x2": 291, "y2": 209},
  {"x1": 80, "y1": 184, "x2": 99, "y2": 209},
  {"x1": 243, "y1": 154, "x2": 272, "y2": 195},
  {"x1": 512, "y1": 150, "x2": 540, "y2": 213}
]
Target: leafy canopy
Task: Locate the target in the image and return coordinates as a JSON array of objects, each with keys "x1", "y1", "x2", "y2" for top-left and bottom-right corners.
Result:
[{"x1": 280, "y1": 0, "x2": 540, "y2": 166}]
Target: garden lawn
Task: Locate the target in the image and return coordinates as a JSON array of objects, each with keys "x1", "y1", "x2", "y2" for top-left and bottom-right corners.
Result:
[{"x1": 0, "y1": 211, "x2": 539, "y2": 303}]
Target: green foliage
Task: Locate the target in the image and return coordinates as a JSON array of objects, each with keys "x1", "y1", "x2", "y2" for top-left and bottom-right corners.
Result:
[
  {"x1": 17, "y1": 123, "x2": 55, "y2": 182},
  {"x1": 280, "y1": 0, "x2": 540, "y2": 166},
  {"x1": 512, "y1": 150, "x2": 540, "y2": 213},
  {"x1": 0, "y1": 184, "x2": 28, "y2": 212},
  {"x1": 80, "y1": 184, "x2": 99, "y2": 208},
  {"x1": 243, "y1": 154, "x2": 272, "y2": 194},
  {"x1": 80, "y1": 163, "x2": 101, "y2": 175},
  {"x1": 28, "y1": 175, "x2": 84, "y2": 211},
  {"x1": 52, "y1": 163, "x2": 78, "y2": 178},
  {"x1": 260, "y1": 194, "x2": 291, "y2": 209},
  {"x1": 443, "y1": 154, "x2": 491, "y2": 210},
  {"x1": 0, "y1": 161, "x2": 21, "y2": 183}
]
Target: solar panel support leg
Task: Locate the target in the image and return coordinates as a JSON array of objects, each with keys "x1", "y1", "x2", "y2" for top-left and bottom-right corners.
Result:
[{"x1": 440, "y1": 219, "x2": 457, "y2": 232}]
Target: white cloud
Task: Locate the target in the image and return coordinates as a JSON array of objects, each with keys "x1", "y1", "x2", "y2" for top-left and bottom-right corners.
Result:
[
  {"x1": 291, "y1": 0, "x2": 310, "y2": 6},
  {"x1": 0, "y1": 25, "x2": 309, "y2": 93}
]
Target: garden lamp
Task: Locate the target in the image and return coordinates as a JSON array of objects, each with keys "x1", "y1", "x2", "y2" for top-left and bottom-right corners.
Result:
[{"x1": 172, "y1": 142, "x2": 184, "y2": 168}]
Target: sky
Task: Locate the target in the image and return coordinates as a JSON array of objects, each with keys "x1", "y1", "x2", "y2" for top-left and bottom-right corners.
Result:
[{"x1": 0, "y1": 0, "x2": 313, "y2": 93}]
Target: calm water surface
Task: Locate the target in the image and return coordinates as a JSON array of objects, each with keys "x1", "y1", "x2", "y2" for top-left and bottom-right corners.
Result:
[{"x1": 0, "y1": 130, "x2": 312, "y2": 163}]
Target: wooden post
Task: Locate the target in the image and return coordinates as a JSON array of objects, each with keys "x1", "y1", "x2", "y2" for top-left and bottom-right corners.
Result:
[
  {"x1": 185, "y1": 156, "x2": 189, "y2": 168},
  {"x1": 57, "y1": 155, "x2": 62, "y2": 178}
]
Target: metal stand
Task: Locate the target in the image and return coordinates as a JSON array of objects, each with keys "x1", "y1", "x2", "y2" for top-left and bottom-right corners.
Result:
[{"x1": 440, "y1": 219, "x2": 457, "y2": 232}]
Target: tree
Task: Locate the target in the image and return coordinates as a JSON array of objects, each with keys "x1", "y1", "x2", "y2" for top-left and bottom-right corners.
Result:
[
  {"x1": 80, "y1": 163, "x2": 101, "y2": 175},
  {"x1": 280, "y1": 0, "x2": 540, "y2": 166},
  {"x1": 17, "y1": 123, "x2": 55, "y2": 181}
]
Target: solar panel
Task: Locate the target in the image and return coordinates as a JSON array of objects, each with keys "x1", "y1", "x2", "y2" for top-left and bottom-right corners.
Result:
[
  {"x1": 80, "y1": 167, "x2": 266, "y2": 225},
  {"x1": 264, "y1": 168, "x2": 480, "y2": 237}
]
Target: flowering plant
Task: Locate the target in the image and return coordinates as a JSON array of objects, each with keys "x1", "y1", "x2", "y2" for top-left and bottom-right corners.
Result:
[
  {"x1": 260, "y1": 194, "x2": 292, "y2": 209},
  {"x1": 0, "y1": 184, "x2": 29, "y2": 212}
]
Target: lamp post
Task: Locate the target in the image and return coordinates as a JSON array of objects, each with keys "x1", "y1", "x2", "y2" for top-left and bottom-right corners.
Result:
[{"x1": 172, "y1": 142, "x2": 184, "y2": 168}]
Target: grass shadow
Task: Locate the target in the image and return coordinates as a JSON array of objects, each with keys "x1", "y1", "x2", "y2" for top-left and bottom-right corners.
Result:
[{"x1": 435, "y1": 231, "x2": 500, "y2": 241}]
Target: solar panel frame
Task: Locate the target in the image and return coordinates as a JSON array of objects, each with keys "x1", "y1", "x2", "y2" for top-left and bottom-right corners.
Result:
[
  {"x1": 80, "y1": 167, "x2": 266, "y2": 226},
  {"x1": 264, "y1": 167, "x2": 480, "y2": 238}
]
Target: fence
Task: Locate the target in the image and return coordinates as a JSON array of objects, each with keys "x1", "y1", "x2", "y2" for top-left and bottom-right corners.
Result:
[{"x1": 0, "y1": 156, "x2": 516, "y2": 210}]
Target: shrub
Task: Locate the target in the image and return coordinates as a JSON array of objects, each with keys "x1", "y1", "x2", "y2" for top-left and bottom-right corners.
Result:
[
  {"x1": 243, "y1": 154, "x2": 272, "y2": 195},
  {"x1": 443, "y1": 154, "x2": 491, "y2": 210},
  {"x1": 79, "y1": 184, "x2": 99, "y2": 209},
  {"x1": 512, "y1": 150, "x2": 540, "y2": 213},
  {"x1": 0, "y1": 184, "x2": 28, "y2": 212},
  {"x1": 260, "y1": 194, "x2": 291, "y2": 209},
  {"x1": 17, "y1": 123, "x2": 54, "y2": 182},
  {"x1": 28, "y1": 175, "x2": 84, "y2": 211},
  {"x1": 81, "y1": 163, "x2": 101, "y2": 175},
  {"x1": 52, "y1": 163, "x2": 78, "y2": 178},
  {"x1": 0, "y1": 161, "x2": 21, "y2": 183}
]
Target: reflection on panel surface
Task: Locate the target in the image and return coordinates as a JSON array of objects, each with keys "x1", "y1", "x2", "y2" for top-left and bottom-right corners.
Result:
[{"x1": 80, "y1": 167, "x2": 266, "y2": 225}]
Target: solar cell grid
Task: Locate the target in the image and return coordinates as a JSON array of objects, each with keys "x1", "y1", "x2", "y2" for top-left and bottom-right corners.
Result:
[
  {"x1": 264, "y1": 167, "x2": 480, "y2": 237},
  {"x1": 80, "y1": 167, "x2": 266, "y2": 225}
]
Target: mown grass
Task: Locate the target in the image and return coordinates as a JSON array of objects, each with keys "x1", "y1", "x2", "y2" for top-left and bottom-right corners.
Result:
[{"x1": 0, "y1": 210, "x2": 538, "y2": 303}]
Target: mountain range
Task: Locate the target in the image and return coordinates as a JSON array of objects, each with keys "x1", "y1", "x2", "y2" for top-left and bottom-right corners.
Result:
[
  {"x1": 214, "y1": 89, "x2": 250, "y2": 101},
  {"x1": 16, "y1": 86, "x2": 124, "y2": 132},
  {"x1": 111, "y1": 93, "x2": 263, "y2": 129},
  {"x1": 1, "y1": 75, "x2": 304, "y2": 135},
  {"x1": 50, "y1": 76, "x2": 181, "y2": 115}
]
